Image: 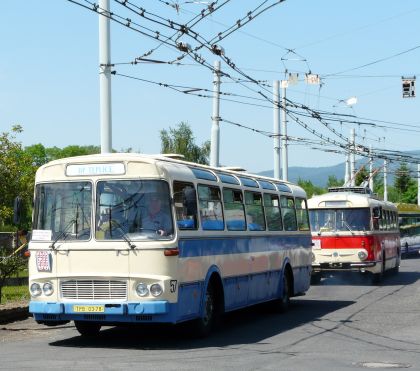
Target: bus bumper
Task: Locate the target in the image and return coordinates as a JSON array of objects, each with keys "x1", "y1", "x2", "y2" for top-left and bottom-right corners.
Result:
[
  {"x1": 29, "y1": 300, "x2": 176, "y2": 324},
  {"x1": 312, "y1": 261, "x2": 378, "y2": 272}
]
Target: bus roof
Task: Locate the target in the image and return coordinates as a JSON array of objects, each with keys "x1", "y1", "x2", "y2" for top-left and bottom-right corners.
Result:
[{"x1": 35, "y1": 153, "x2": 307, "y2": 198}]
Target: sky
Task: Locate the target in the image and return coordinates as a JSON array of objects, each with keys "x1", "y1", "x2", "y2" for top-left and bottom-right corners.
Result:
[{"x1": 1, "y1": 1, "x2": 420, "y2": 174}]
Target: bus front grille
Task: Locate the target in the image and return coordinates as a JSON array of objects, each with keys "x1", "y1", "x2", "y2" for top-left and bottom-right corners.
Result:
[{"x1": 60, "y1": 280, "x2": 127, "y2": 300}]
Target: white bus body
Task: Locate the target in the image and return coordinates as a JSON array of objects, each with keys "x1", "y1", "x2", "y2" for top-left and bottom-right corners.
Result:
[{"x1": 28, "y1": 154, "x2": 312, "y2": 335}]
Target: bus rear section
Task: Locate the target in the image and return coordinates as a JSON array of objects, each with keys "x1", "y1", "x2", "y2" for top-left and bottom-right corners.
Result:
[{"x1": 308, "y1": 187, "x2": 400, "y2": 284}]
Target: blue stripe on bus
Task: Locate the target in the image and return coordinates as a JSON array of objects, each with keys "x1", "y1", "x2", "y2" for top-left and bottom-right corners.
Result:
[{"x1": 178, "y1": 234, "x2": 312, "y2": 258}]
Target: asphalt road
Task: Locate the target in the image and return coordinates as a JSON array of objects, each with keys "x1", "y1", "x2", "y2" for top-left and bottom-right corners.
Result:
[{"x1": 1, "y1": 257, "x2": 420, "y2": 371}]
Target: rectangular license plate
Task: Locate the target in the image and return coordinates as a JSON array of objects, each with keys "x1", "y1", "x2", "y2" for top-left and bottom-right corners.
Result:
[{"x1": 73, "y1": 305, "x2": 105, "y2": 313}]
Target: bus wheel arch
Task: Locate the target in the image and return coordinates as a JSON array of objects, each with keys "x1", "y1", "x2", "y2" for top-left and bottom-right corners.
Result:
[{"x1": 273, "y1": 261, "x2": 294, "y2": 312}]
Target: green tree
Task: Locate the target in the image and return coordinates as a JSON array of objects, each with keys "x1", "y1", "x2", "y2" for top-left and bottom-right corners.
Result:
[
  {"x1": 297, "y1": 179, "x2": 325, "y2": 198},
  {"x1": 0, "y1": 126, "x2": 35, "y2": 229},
  {"x1": 327, "y1": 175, "x2": 343, "y2": 188},
  {"x1": 0, "y1": 246, "x2": 27, "y2": 303},
  {"x1": 160, "y1": 122, "x2": 210, "y2": 165},
  {"x1": 355, "y1": 167, "x2": 369, "y2": 186},
  {"x1": 394, "y1": 163, "x2": 411, "y2": 193}
]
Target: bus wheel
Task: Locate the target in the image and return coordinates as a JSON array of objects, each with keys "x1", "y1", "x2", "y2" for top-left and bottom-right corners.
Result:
[
  {"x1": 193, "y1": 284, "x2": 216, "y2": 337},
  {"x1": 74, "y1": 321, "x2": 101, "y2": 337},
  {"x1": 371, "y1": 253, "x2": 385, "y2": 284},
  {"x1": 272, "y1": 269, "x2": 291, "y2": 313}
]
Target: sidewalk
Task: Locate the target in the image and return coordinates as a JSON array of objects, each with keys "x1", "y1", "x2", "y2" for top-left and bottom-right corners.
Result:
[{"x1": 0, "y1": 301, "x2": 30, "y2": 324}]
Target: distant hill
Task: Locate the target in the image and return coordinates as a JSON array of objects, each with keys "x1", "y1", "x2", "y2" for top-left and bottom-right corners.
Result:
[{"x1": 258, "y1": 150, "x2": 420, "y2": 187}]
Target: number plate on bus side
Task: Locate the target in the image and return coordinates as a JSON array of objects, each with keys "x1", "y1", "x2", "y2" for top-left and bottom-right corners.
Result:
[{"x1": 73, "y1": 305, "x2": 105, "y2": 313}]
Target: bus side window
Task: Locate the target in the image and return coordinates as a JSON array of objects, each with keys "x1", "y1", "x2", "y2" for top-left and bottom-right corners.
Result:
[
  {"x1": 244, "y1": 191, "x2": 265, "y2": 231},
  {"x1": 263, "y1": 193, "x2": 282, "y2": 231},
  {"x1": 173, "y1": 181, "x2": 198, "y2": 230},
  {"x1": 223, "y1": 188, "x2": 246, "y2": 231},
  {"x1": 281, "y1": 196, "x2": 297, "y2": 231},
  {"x1": 198, "y1": 185, "x2": 224, "y2": 230},
  {"x1": 296, "y1": 198, "x2": 310, "y2": 231}
]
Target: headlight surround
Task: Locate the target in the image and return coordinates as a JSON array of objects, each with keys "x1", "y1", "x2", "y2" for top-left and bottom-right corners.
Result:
[
  {"x1": 150, "y1": 283, "x2": 163, "y2": 297},
  {"x1": 358, "y1": 250, "x2": 368, "y2": 261},
  {"x1": 136, "y1": 282, "x2": 149, "y2": 297},
  {"x1": 42, "y1": 282, "x2": 54, "y2": 296},
  {"x1": 30, "y1": 283, "x2": 42, "y2": 297}
]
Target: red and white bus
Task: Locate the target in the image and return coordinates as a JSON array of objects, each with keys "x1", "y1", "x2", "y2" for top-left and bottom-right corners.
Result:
[{"x1": 308, "y1": 187, "x2": 400, "y2": 284}]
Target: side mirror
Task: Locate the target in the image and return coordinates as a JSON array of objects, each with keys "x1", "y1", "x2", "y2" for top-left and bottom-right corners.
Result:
[{"x1": 13, "y1": 196, "x2": 23, "y2": 225}]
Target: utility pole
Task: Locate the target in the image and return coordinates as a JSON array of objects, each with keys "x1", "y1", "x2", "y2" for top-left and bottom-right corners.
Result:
[
  {"x1": 210, "y1": 60, "x2": 221, "y2": 167},
  {"x1": 418, "y1": 164, "x2": 420, "y2": 206},
  {"x1": 350, "y1": 128, "x2": 356, "y2": 186},
  {"x1": 369, "y1": 145, "x2": 374, "y2": 191},
  {"x1": 281, "y1": 81, "x2": 288, "y2": 181},
  {"x1": 384, "y1": 159, "x2": 388, "y2": 201},
  {"x1": 273, "y1": 80, "x2": 281, "y2": 179},
  {"x1": 99, "y1": 0, "x2": 112, "y2": 154},
  {"x1": 344, "y1": 152, "x2": 350, "y2": 186}
]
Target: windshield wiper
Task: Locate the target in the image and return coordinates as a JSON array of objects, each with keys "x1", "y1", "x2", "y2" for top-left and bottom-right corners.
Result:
[
  {"x1": 107, "y1": 210, "x2": 136, "y2": 249},
  {"x1": 50, "y1": 219, "x2": 76, "y2": 249},
  {"x1": 341, "y1": 220, "x2": 354, "y2": 234}
]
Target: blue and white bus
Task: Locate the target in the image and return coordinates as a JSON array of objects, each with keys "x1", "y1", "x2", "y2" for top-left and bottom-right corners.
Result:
[{"x1": 27, "y1": 153, "x2": 312, "y2": 336}]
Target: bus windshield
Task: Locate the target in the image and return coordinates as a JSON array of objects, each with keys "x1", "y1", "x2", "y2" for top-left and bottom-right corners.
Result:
[
  {"x1": 96, "y1": 180, "x2": 174, "y2": 241},
  {"x1": 309, "y1": 208, "x2": 371, "y2": 233},
  {"x1": 33, "y1": 182, "x2": 93, "y2": 241}
]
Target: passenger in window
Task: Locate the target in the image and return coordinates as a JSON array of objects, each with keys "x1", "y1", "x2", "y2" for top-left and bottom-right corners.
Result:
[{"x1": 142, "y1": 194, "x2": 172, "y2": 236}]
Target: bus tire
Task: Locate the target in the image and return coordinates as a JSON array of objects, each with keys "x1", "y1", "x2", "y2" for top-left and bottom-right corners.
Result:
[
  {"x1": 74, "y1": 321, "x2": 101, "y2": 337},
  {"x1": 371, "y1": 252, "x2": 385, "y2": 284},
  {"x1": 272, "y1": 268, "x2": 292, "y2": 313},
  {"x1": 193, "y1": 283, "x2": 217, "y2": 338}
]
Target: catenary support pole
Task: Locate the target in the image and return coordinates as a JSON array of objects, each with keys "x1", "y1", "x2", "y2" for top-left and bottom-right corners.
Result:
[
  {"x1": 384, "y1": 159, "x2": 388, "y2": 201},
  {"x1": 418, "y1": 164, "x2": 420, "y2": 206},
  {"x1": 210, "y1": 61, "x2": 221, "y2": 167},
  {"x1": 350, "y1": 128, "x2": 356, "y2": 186},
  {"x1": 369, "y1": 145, "x2": 374, "y2": 191},
  {"x1": 99, "y1": 0, "x2": 112, "y2": 154},
  {"x1": 281, "y1": 83, "x2": 288, "y2": 181},
  {"x1": 273, "y1": 80, "x2": 281, "y2": 179}
]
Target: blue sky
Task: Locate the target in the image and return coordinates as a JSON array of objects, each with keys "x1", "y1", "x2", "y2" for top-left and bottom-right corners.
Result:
[{"x1": 1, "y1": 1, "x2": 420, "y2": 173}]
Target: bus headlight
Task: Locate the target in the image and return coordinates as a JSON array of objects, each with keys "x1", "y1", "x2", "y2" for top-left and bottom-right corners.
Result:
[
  {"x1": 358, "y1": 250, "x2": 368, "y2": 261},
  {"x1": 30, "y1": 283, "x2": 42, "y2": 297},
  {"x1": 150, "y1": 283, "x2": 163, "y2": 297},
  {"x1": 136, "y1": 283, "x2": 149, "y2": 297},
  {"x1": 43, "y1": 282, "x2": 54, "y2": 296}
]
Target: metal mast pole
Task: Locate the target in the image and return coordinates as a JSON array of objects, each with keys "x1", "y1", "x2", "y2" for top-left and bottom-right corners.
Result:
[
  {"x1": 210, "y1": 61, "x2": 221, "y2": 167},
  {"x1": 99, "y1": 0, "x2": 112, "y2": 154},
  {"x1": 281, "y1": 83, "x2": 288, "y2": 181},
  {"x1": 273, "y1": 80, "x2": 281, "y2": 179},
  {"x1": 350, "y1": 128, "x2": 356, "y2": 186},
  {"x1": 418, "y1": 164, "x2": 420, "y2": 206},
  {"x1": 384, "y1": 159, "x2": 388, "y2": 201},
  {"x1": 344, "y1": 152, "x2": 350, "y2": 186},
  {"x1": 369, "y1": 145, "x2": 374, "y2": 191}
]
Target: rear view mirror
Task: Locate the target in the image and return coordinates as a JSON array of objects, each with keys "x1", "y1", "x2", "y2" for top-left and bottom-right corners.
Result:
[{"x1": 13, "y1": 196, "x2": 23, "y2": 225}]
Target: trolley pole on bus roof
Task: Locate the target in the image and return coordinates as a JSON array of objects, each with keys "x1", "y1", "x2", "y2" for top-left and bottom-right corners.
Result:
[
  {"x1": 210, "y1": 60, "x2": 221, "y2": 167},
  {"x1": 273, "y1": 80, "x2": 281, "y2": 179},
  {"x1": 99, "y1": 0, "x2": 112, "y2": 154},
  {"x1": 281, "y1": 82, "x2": 288, "y2": 181},
  {"x1": 383, "y1": 159, "x2": 388, "y2": 201}
]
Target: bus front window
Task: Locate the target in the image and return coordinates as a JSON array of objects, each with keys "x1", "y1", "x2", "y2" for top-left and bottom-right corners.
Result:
[
  {"x1": 95, "y1": 180, "x2": 174, "y2": 241},
  {"x1": 33, "y1": 182, "x2": 92, "y2": 241}
]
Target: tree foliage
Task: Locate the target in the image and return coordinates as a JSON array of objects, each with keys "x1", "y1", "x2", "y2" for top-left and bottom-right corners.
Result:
[
  {"x1": 0, "y1": 246, "x2": 27, "y2": 303},
  {"x1": 327, "y1": 175, "x2": 343, "y2": 188},
  {"x1": 160, "y1": 122, "x2": 210, "y2": 165},
  {"x1": 0, "y1": 126, "x2": 35, "y2": 229},
  {"x1": 297, "y1": 179, "x2": 326, "y2": 198}
]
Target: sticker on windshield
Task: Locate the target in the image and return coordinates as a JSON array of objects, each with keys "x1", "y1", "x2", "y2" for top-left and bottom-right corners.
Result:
[
  {"x1": 32, "y1": 229, "x2": 52, "y2": 241},
  {"x1": 36, "y1": 251, "x2": 52, "y2": 272}
]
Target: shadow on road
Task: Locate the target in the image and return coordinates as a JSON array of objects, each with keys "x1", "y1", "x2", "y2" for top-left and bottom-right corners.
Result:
[
  {"x1": 315, "y1": 270, "x2": 420, "y2": 287},
  {"x1": 49, "y1": 298, "x2": 353, "y2": 350}
]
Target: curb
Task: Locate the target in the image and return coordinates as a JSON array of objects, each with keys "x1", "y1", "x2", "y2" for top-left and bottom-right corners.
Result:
[{"x1": 0, "y1": 306, "x2": 30, "y2": 324}]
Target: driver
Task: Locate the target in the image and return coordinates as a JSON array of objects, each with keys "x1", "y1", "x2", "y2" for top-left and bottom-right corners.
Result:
[{"x1": 141, "y1": 194, "x2": 172, "y2": 236}]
